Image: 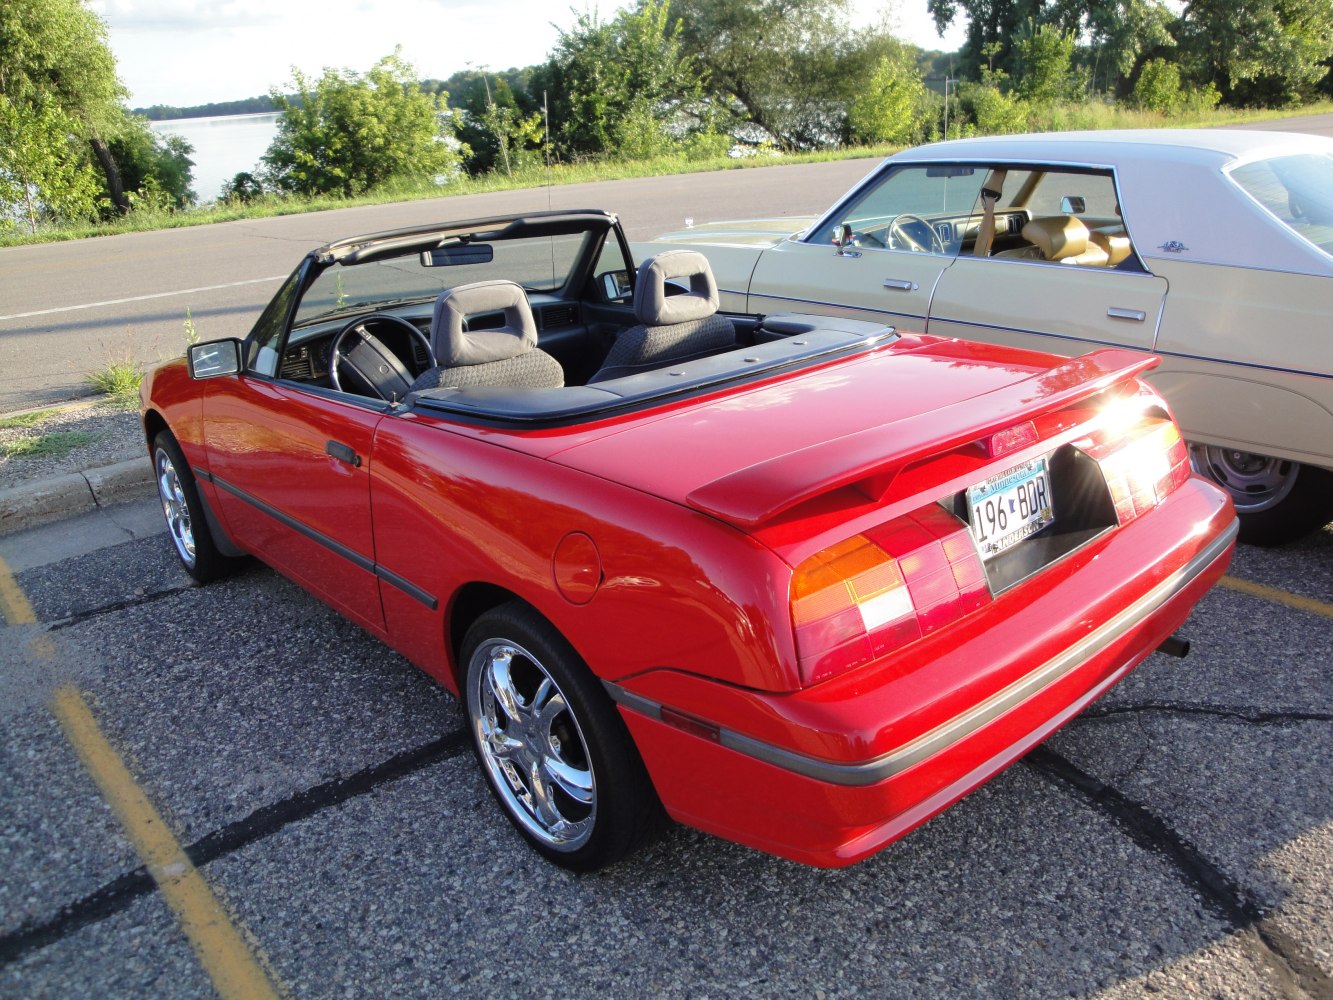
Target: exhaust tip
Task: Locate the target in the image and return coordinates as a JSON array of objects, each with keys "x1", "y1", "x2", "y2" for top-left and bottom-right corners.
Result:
[{"x1": 1157, "y1": 634, "x2": 1190, "y2": 659}]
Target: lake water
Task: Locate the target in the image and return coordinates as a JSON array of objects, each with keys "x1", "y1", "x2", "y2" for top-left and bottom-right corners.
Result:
[{"x1": 150, "y1": 113, "x2": 280, "y2": 203}]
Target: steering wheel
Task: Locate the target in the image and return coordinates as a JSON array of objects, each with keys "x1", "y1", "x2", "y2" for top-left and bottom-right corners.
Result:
[
  {"x1": 329, "y1": 313, "x2": 434, "y2": 400},
  {"x1": 888, "y1": 214, "x2": 946, "y2": 254}
]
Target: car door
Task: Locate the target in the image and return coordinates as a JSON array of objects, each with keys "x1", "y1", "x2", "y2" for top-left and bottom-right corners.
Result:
[
  {"x1": 746, "y1": 163, "x2": 988, "y2": 332},
  {"x1": 926, "y1": 165, "x2": 1168, "y2": 357},
  {"x1": 203, "y1": 376, "x2": 388, "y2": 634}
]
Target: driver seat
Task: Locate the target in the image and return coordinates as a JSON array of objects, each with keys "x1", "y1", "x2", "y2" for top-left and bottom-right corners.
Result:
[
  {"x1": 589, "y1": 250, "x2": 735, "y2": 383},
  {"x1": 410, "y1": 280, "x2": 564, "y2": 392}
]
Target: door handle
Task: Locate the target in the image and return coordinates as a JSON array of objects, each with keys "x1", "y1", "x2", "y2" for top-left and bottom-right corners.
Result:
[
  {"x1": 325, "y1": 440, "x2": 362, "y2": 467},
  {"x1": 1107, "y1": 307, "x2": 1146, "y2": 322},
  {"x1": 883, "y1": 278, "x2": 919, "y2": 291}
]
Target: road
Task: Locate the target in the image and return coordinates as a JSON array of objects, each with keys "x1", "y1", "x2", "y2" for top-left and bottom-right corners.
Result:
[
  {"x1": 0, "y1": 159, "x2": 875, "y2": 412},
  {"x1": 2, "y1": 111, "x2": 1329, "y2": 413}
]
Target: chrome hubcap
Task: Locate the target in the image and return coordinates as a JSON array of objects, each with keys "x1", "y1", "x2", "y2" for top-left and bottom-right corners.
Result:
[
  {"x1": 1191, "y1": 444, "x2": 1299, "y2": 514},
  {"x1": 467, "y1": 639, "x2": 595, "y2": 851},
  {"x1": 155, "y1": 448, "x2": 196, "y2": 566}
]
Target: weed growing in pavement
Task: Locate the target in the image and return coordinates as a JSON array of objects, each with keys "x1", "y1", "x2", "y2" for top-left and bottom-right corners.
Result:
[
  {"x1": 0, "y1": 431, "x2": 102, "y2": 459},
  {"x1": 86, "y1": 356, "x2": 145, "y2": 408},
  {"x1": 183, "y1": 306, "x2": 199, "y2": 346}
]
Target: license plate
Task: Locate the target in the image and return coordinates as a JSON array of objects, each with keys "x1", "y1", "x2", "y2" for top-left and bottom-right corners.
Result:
[{"x1": 967, "y1": 457, "x2": 1055, "y2": 559}]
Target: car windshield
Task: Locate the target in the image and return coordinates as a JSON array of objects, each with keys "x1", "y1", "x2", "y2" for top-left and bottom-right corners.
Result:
[
  {"x1": 293, "y1": 231, "x2": 592, "y2": 327},
  {"x1": 1229, "y1": 153, "x2": 1333, "y2": 257}
]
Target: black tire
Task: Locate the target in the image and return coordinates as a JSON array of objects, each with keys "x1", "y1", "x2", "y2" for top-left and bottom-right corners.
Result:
[
  {"x1": 152, "y1": 431, "x2": 239, "y2": 583},
  {"x1": 461, "y1": 602, "x2": 663, "y2": 871},
  {"x1": 1192, "y1": 445, "x2": 1333, "y2": 546}
]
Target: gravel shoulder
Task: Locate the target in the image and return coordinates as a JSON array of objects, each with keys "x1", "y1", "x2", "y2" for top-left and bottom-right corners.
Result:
[{"x1": 0, "y1": 401, "x2": 145, "y2": 492}]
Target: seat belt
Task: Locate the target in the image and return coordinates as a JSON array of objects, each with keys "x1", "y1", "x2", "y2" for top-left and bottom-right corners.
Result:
[{"x1": 972, "y1": 169, "x2": 1007, "y2": 257}]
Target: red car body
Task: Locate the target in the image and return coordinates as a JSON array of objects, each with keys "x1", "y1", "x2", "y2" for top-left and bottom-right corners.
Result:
[{"x1": 141, "y1": 211, "x2": 1236, "y2": 868}]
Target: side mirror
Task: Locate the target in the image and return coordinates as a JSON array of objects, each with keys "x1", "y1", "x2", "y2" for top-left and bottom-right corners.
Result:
[
  {"x1": 188, "y1": 339, "x2": 242, "y2": 379},
  {"x1": 1060, "y1": 196, "x2": 1086, "y2": 215},
  {"x1": 600, "y1": 270, "x2": 632, "y2": 300}
]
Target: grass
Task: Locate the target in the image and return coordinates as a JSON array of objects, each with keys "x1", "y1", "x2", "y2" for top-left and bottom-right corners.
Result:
[
  {"x1": 0, "y1": 409, "x2": 61, "y2": 429},
  {"x1": 86, "y1": 359, "x2": 145, "y2": 408},
  {"x1": 0, "y1": 431, "x2": 102, "y2": 460},
  {"x1": 6, "y1": 99, "x2": 1328, "y2": 249}
]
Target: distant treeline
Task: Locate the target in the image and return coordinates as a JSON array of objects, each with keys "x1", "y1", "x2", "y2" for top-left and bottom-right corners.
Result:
[{"x1": 135, "y1": 95, "x2": 285, "y2": 120}]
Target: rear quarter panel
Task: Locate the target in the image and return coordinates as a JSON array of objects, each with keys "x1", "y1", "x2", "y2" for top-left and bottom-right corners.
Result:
[
  {"x1": 1149, "y1": 259, "x2": 1333, "y2": 467},
  {"x1": 367, "y1": 411, "x2": 799, "y2": 693}
]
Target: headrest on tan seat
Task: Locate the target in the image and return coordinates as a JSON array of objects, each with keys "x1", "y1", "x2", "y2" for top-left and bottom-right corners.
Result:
[
  {"x1": 430, "y1": 280, "x2": 537, "y2": 365},
  {"x1": 1022, "y1": 216, "x2": 1090, "y2": 260},
  {"x1": 634, "y1": 250, "x2": 720, "y2": 326},
  {"x1": 1089, "y1": 230, "x2": 1132, "y2": 266}
]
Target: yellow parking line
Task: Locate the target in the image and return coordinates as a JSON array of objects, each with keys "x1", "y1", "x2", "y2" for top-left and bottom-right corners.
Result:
[
  {"x1": 1219, "y1": 575, "x2": 1333, "y2": 620},
  {"x1": 0, "y1": 555, "x2": 280, "y2": 999}
]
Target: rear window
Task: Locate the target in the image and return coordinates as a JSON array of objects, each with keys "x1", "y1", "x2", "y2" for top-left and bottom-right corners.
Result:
[{"x1": 1229, "y1": 153, "x2": 1333, "y2": 257}]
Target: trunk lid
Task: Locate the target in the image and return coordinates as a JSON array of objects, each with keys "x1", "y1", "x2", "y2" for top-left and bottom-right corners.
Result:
[{"x1": 545, "y1": 337, "x2": 1156, "y2": 529}]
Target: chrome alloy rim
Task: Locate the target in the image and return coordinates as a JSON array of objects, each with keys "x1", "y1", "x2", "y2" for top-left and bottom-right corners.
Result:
[
  {"x1": 155, "y1": 448, "x2": 196, "y2": 566},
  {"x1": 1191, "y1": 444, "x2": 1299, "y2": 514},
  {"x1": 467, "y1": 638, "x2": 595, "y2": 851}
]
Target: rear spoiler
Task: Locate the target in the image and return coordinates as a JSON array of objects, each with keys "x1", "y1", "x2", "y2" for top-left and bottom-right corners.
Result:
[{"x1": 686, "y1": 348, "x2": 1158, "y2": 528}]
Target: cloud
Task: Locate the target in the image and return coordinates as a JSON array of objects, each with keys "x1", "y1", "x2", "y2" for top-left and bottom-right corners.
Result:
[{"x1": 91, "y1": 0, "x2": 286, "y2": 31}]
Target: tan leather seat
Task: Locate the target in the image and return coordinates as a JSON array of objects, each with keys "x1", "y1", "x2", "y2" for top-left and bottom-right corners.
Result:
[
  {"x1": 1089, "y1": 230, "x2": 1132, "y2": 266},
  {"x1": 1021, "y1": 216, "x2": 1110, "y2": 267}
]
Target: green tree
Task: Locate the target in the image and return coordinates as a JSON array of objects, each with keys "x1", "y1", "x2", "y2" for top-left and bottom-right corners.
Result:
[
  {"x1": 0, "y1": 96, "x2": 102, "y2": 232},
  {"x1": 1177, "y1": 0, "x2": 1332, "y2": 106},
  {"x1": 847, "y1": 45, "x2": 930, "y2": 145},
  {"x1": 668, "y1": 0, "x2": 865, "y2": 150},
  {"x1": 263, "y1": 51, "x2": 466, "y2": 196},
  {"x1": 1014, "y1": 22, "x2": 1077, "y2": 101},
  {"x1": 108, "y1": 117, "x2": 196, "y2": 211},
  {"x1": 0, "y1": 0, "x2": 136, "y2": 213},
  {"x1": 546, "y1": 1, "x2": 704, "y2": 159}
]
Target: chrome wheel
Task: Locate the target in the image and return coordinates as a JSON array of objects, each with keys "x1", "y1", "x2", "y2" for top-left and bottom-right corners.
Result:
[
  {"x1": 1191, "y1": 444, "x2": 1299, "y2": 514},
  {"x1": 155, "y1": 446, "x2": 196, "y2": 567},
  {"x1": 467, "y1": 637, "x2": 596, "y2": 852}
]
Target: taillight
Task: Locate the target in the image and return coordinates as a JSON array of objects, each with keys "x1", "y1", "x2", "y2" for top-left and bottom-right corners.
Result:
[
  {"x1": 790, "y1": 506, "x2": 991, "y2": 686},
  {"x1": 1077, "y1": 417, "x2": 1190, "y2": 524}
]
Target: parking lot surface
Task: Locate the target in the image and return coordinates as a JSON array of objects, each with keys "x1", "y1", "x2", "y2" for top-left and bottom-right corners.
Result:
[{"x1": 1, "y1": 501, "x2": 1330, "y2": 998}]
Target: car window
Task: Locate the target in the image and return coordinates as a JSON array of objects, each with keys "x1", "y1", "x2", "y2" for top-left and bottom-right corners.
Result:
[
  {"x1": 593, "y1": 231, "x2": 635, "y2": 301},
  {"x1": 1229, "y1": 153, "x2": 1333, "y2": 257},
  {"x1": 809, "y1": 164, "x2": 987, "y2": 256},
  {"x1": 247, "y1": 266, "x2": 305, "y2": 376},
  {"x1": 985, "y1": 167, "x2": 1137, "y2": 270},
  {"x1": 292, "y1": 233, "x2": 591, "y2": 329}
]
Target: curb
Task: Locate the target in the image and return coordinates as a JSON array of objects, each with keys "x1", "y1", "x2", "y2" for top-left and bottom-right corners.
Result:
[{"x1": 0, "y1": 456, "x2": 154, "y2": 537}]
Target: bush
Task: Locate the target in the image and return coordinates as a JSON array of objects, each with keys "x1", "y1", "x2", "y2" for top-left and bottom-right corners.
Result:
[
  {"x1": 263, "y1": 50, "x2": 465, "y2": 197},
  {"x1": 955, "y1": 83, "x2": 1032, "y2": 136},
  {"x1": 1133, "y1": 59, "x2": 1185, "y2": 115},
  {"x1": 847, "y1": 51, "x2": 930, "y2": 146},
  {"x1": 220, "y1": 171, "x2": 264, "y2": 204}
]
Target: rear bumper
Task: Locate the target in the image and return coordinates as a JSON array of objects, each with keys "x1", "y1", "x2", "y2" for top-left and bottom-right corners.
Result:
[{"x1": 606, "y1": 481, "x2": 1236, "y2": 867}]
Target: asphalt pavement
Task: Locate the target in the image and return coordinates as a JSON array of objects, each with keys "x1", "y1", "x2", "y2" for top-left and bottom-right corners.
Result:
[{"x1": 1, "y1": 486, "x2": 1330, "y2": 998}]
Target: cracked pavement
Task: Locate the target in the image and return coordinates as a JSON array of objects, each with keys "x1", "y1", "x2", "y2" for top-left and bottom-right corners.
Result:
[{"x1": 1, "y1": 501, "x2": 1330, "y2": 998}]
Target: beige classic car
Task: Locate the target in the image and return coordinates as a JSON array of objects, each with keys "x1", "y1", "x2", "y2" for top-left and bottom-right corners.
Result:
[{"x1": 636, "y1": 130, "x2": 1333, "y2": 544}]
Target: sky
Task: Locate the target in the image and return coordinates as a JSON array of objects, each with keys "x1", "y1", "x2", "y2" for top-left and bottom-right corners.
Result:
[{"x1": 89, "y1": 0, "x2": 968, "y2": 109}]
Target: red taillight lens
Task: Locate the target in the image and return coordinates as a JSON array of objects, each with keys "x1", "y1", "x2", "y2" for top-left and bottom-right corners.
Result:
[
  {"x1": 790, "y1": 506, "x2": 991, "y2": 686},
  {"x1": 1078, "y1": 417, "x2": 1190, "y2": 524}
]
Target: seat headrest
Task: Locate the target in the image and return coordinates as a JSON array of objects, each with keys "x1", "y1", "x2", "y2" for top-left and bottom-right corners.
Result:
[
  {"x1": 431, "y1": 280, "x2": 537, "y2": 365},
  {"x1": 1022, "y1": 216, "x2": 1090, "y2": 260},
  {"x1": 634, "y1": 250, "x2": 720, "y2": 326}
]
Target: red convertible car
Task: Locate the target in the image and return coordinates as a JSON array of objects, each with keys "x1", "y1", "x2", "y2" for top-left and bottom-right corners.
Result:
[{"x1": 141, "y1": 210, "x2": 1236, "y2": 870}]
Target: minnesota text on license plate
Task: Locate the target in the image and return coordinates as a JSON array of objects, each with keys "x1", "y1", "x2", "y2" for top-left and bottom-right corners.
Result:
[{"x1": 967, "y1": 457, "x2": 1055, "y2": 558}]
